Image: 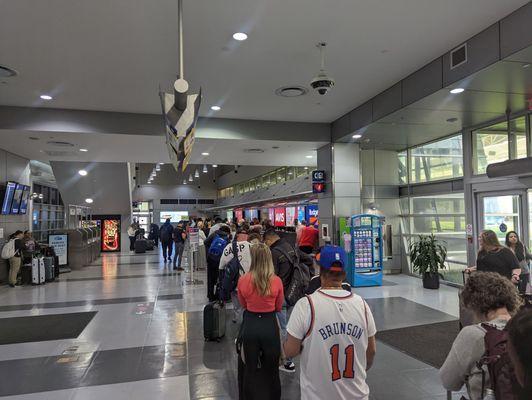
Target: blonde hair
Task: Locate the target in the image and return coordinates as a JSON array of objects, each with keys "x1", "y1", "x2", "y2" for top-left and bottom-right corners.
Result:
[{"x1": 250, "y1": 243, "x2": 275, "y2": 297}]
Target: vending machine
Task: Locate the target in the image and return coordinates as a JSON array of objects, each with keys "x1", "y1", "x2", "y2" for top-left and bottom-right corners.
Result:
[{"x1": 348, "y1": 214, "x2": 383, "y2": 287}]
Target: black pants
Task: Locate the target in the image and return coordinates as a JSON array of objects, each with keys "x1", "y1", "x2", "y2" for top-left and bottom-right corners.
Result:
[
  {"x1": 173, "y1": 242, "x2": 185, "y2": 268},
  {"x1": 207, "y1": 255, "x2": 220, "y2": 301},
  {"x1": 161, "y1": 240, "x2": 173, "y2": 261},
  {"x1": 299, "y1": 245, "x2": 313, "y2": 254},
  {"x1": 129, "y1": 236, "x2": 136, "y2": 251},
  {"x1": 238, "y1": 311, "x2": 281, "y2": 400}
]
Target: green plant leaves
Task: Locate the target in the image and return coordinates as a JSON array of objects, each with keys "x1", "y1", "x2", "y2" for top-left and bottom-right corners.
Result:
[{"x1": 408, "y1": 234, "x2": 447, "y2": 274}]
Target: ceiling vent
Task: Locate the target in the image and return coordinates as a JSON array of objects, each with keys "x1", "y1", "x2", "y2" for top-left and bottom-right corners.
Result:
[
  {"x1": 46, "y1": 141, "x2": 75, "y2": 147},
  {"x1": 450, "y1": 44, "x2": 467, "y2": 70},
  {"x1": 244, "y1": 148, "x2": 265, "y2": 153},
  {"x1": 0, "y1": 65, "x2": 18, "y2": 78},
  {"x1": 275, "y1": 86, "x2": 308, "y2": 98}
]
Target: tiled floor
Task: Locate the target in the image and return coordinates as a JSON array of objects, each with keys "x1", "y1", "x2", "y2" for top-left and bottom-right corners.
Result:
[{"x1": 0, "y1": 249, "x2": 467, "y2": 399}]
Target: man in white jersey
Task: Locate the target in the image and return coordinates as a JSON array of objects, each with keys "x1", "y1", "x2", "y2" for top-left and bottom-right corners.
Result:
[{"x1": 284, "y1": 245, "x2": 377, "y2": 400}]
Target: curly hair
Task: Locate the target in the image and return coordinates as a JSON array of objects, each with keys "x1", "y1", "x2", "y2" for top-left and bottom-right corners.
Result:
[{"x1": 461, "y1": 272, "x2": 522, "y2": 316}]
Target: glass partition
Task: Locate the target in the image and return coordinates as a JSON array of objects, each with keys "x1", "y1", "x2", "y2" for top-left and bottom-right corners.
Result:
[{"x1": 409, "y1": 135, "x2": 463, "y2": 183}]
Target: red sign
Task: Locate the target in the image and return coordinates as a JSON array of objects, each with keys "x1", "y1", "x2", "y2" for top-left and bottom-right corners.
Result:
[
  {"x1": 102, "y1": 219, "x2": 121, "y2": 252},
  {"x1": 235, "y1": 209, "x2": 243, "y2": 222},
  {"x1": 274, "y1": 207, "x2": 286, "y2": 227}
]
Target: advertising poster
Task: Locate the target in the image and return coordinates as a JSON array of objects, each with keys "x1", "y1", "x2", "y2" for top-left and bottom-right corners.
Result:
[
  {"x1": 268, "y1": 208, "x2": 275, "y2": 222},
  {"x1": 306, "y1": 205, "x2": 319, "y2": 225},
  {"x1": 274, "y1": 207, "x2": 286, "y2": 227},
  {"x1": 249, "y1": 209, "x2": 259, "y2": 221},
  {"x1": 285, "y1": 207, "x2": 296, "y2": 227},
  {"x1": 160, "y1": 211, "x2": 189, "y2": 223},
  {"x1": 102, "y1": 219, "x2": 121, "y2": 252},
  {"x1": 48, "y1": 234, "x2": 68, "y2": 265},
  {"x1": 226, "y1": 211, "x2": 234, "y2": 223},
  {"x1": 235, "y1": 209, "x2": 244, "y2": 222},
  {"x1": 297, "y1": 206, "x2": 306, "y2": 223}
]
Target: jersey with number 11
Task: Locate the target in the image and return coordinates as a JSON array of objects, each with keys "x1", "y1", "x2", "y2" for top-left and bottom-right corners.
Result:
[{"x1": 288, "y1": 289, "x2": 377, "y2": 400}]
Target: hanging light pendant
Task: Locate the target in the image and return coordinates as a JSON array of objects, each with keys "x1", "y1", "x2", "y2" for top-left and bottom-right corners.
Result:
[
  {"x1": 202, "y1": 164, "x2": 208, "y2": 173},
  {"x1": 194, "y1": 169, "x2": 200, "y2": 178},
  {"x1": 183, "y1": 179, "x2": 187, "y2": 185},
  {"x1": 189, "y1": 174, "x2": 193, "y2": 182}
]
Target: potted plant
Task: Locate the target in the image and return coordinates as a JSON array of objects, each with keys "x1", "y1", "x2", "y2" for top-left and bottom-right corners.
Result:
[{"x1": 409, "y1": 234, "x2": 447, "y2": 289}]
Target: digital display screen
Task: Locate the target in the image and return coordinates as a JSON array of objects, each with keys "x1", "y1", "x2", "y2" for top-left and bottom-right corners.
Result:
[
  {"x1": 102, "y1": 219, "x2": 121, "y2": 252},
  {"x1": 10, "y1": 183, "x2": 24, "y2": 214},
  {"x1": 306, "y1": 205, "x2": 319, "y2": 225},
  {"x1": 1, "y1": 181, "x2": 17, "y2": 215},
  {"x1": 285, "y1": 207, "x2": 296, "y2": 227},
  {"x1": 249, "y1": 209, "x2": 259, "y2": 221},
  {"x1": 297, "y1": 206, "x2": 306, "y2": 223},
  {"x1": 235, "y1": 209, "x2": 243, "y2": 222},
  {"x1": 160, "y1": 211, "x2": 189, "y2": 223},
  {"x1": 226, "y1": 211, "x2": 234, "y2": 222},
  {"x1": 274, "y1": 207, "x2": 286, "y2": 227},
  {"x1": 18, "y1": 186, "x2": 30, "y2": 215},
  {"x1": 268, "y1": 208, "x2": 275, "y2": 222}
]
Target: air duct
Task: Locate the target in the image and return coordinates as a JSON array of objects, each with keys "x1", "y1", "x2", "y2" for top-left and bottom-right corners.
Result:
[{"x1": 486, "y1": 157, "x2": 532, "y2": 178}]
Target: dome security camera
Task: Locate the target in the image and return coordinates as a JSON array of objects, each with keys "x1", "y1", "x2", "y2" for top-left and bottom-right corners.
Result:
[{"x1": 310, "y1": 72, "x2": 335, "y2": 95}]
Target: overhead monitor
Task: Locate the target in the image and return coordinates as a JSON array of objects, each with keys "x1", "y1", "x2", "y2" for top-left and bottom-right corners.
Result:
[
  {"x1": 18, "y1": 185, "x2": 31, "y2": 215},
  {"x1": 1, "y1": 181, "x2": 17, "y2": 215},
  {"x1": 285, "y1": 207, "x2": 296, "y2": 227},
  {"x1": 160, "y1": 211, "x2": 189, "y2": 223},
  {"x1": 10, "y1": 183, "x2": 24, "y2": 214}
]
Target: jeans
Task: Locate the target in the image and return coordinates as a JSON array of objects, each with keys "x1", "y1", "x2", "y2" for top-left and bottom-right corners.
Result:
[
  {"x1": 173, "y1": 242, "x2": 185, "y2": 268},
  {"x1": 231, "y1": 290, "x2": 243, "y2": 323},
  {"x1": 276, "y1": 300, "x2": 292, "y2": 363},
  {"x1": 161, "y1": 241, "x2": 173, "y2": 261}
]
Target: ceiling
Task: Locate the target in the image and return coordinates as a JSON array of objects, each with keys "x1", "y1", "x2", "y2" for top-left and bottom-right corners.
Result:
[
  {"x1": 0, "y1": 129, "x2": 322, "y2": 166},
  {"x1": 0, "y1": 0, "x2": 528, "y2": 123}
]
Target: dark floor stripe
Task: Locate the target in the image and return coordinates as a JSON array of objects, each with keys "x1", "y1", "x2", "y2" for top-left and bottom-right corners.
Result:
[
  {"x1": 65, "y1": 272, "x2": 179, "y2": 282},
  {"x1": 0, "y1": 294, "x2": 182, "y2": 312},
  {"x1": 0, "y1": 343, "x2": 187, "y2": 397},
  {"x1": 87, "y1": 261, "x2": 164, "y2": 267}
]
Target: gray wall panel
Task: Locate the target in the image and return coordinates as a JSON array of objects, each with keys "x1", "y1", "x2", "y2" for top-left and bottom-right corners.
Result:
[
  {"x1": 331, "y1": 113, "x2": 350, "y2": 141},
  {"x1": 372, "y1": 83, "x2": 402, "y2": 121},
  {"x1": 443, "y1": 24, "x2": 500, "y2": 86},
  {"x1": 402, "y1": 58, "x2": 443, "y2": 106},
  {"x1": 348, "y1": 101, "x2": 373, "y2": 133},
  {"x1": 500, "y1": 2, "x2": 532, "y2": 59}
]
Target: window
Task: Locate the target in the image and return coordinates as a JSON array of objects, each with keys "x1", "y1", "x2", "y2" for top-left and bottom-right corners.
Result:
[
  {"x1": 409, "y1": 135, "x2": 463, "y2": 183},
  {"x1": 398, "y1": 151, "x2": 407, "y2": 184},
  {"x1": 401, "y1": 193, "x2": 466, "y2": 284},
  {"x1": 473, "y1": 116, "x2": 527, "y2": 175},
  {"x1": 276, "y1": 168, "x2": 286, "y2": 184}
]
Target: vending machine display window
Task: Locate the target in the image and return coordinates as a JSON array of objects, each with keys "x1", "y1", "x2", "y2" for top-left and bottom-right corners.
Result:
[{"x1": 348, "y1": 214, "x2": 383, "y2": 287}]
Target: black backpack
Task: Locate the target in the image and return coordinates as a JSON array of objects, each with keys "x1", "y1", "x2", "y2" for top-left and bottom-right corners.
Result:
[
  {"x1": 277, "y1": 246, "x2": 311, "y2": 306},
  {"x1": 221, "y1": 239, "x2": 244, "y2": 297},
  {"x1": 160, "y1": 224, "x2": 173, "y2": 242}
]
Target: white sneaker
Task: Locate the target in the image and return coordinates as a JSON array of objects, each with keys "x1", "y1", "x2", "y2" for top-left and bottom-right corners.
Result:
[{"x1": 279, "y1": 361, "x2": 296, "y2": 373}]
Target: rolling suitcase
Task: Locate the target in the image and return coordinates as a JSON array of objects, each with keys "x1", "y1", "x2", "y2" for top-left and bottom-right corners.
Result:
[
  {"x1": 134, "y1": 239, "x2": 147, "y2": 254},
  {"x1": 203, "y1": 301, "x2": 226, "y2": 342},
  {"x1": 21, "y1": 264, "x2": 32, "y2": 285},
  {"x1": 32, "y1": 257, "x2": 45, "y2": 285},
  {"x1": 146, "y1": 240, "x2": 154, "y2": 251},
  {"x1": 44, "y1": 257, "x2": 55, "y2": 282}
]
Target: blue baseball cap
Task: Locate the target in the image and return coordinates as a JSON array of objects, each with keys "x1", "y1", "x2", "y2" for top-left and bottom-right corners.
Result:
[{"x1": 317, "y1": 245, "x2": 347, "y2": 272}]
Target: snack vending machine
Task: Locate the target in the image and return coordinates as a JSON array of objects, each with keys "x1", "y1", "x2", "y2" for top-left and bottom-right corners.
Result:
[{"x1": 349, "y1": 214, "x2": 383, "y2": 287}]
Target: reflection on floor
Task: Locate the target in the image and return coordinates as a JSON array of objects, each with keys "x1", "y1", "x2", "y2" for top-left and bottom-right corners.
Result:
[{"x1": 0, "y1": 250, "x2": 467, "y2": 399}]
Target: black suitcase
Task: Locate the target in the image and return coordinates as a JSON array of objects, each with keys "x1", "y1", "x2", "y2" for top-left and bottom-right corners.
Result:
[
  {"x1": 44, "y1": 257, "x2": 55, "y2": 282},
  {"x1": 146, "y1": 240, "x2": 154, "y2": 251},
  {"x1": 21, "y1": 264, "x2": 32, "y2": 285},
  {"x1": 134, "y1": 239, "x2": 147, "y2": 253},
  {"x1": 203, "y1": 301, "x2": 226, "y2": 342},
  {"x1": 54, "y1": 255, "x2": 60, "y2": 278}
]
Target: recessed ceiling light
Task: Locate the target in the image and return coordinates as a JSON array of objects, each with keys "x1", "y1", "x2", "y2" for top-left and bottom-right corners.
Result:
[
  {"x1": 449, "y1": 88, "x2": 464, "y2": 94},
  {"x1": 352, "y1": 134, "x2": 362, "y2": 139},
  {"x1": 85, "y1": 198, "x2": 93, "y2": 204},
  {"x1": 305, "y1": 155, "x2": 313, "y2": 159},
  {"x1": 40, "y1": 95, "x2": 53, "y2": 100},
  {"x1": 233, "y1": 32, "x2": 248, "y2": 41},
  {"x1": 211, "y1": 105, "x2": 221, "y2": 111},
  {"x1": 78, "y1": 169, "x2": 88, "y2": 176},
  {"x1": 212, "y1": 164, "x2": 218, "y2": 168},
  {"x1": 183, "y1": 179, "x2": 187, "y2": 185},
  {"x1": 201, "y1": 152, "x2": 209, "y2": 156},
  {"x1": 79, "y1": 148, "x2": 88, "y2": 152},
  {"x1": 304, "y1": 167, "x2": 309, "y2": 170}
]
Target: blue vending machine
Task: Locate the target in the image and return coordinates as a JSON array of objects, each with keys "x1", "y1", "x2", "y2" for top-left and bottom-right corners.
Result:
[{"x1": 349, "y1": 214, "x2": 383, "y2": 287}]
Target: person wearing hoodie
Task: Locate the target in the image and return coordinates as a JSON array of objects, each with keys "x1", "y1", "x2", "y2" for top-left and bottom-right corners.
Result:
[
  {"x1": 205, "y1": 225, "x2": 231, "y2": 302},
  {"x1": 159, "y1": 218, "x2": 174, "y2": 263}
]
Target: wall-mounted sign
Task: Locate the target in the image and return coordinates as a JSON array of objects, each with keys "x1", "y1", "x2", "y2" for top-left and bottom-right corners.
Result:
[
  {"x1": 48, "y1": 234, "x2": 68, "y2": 266},
  {"x1": 274, "y1": 208, "x2": 286, "y2": 227},
  {"x1": 499, "y1": 223, "x2": 507, "y2": 233},
  {"x1": 188, "y1": 227, "x2": 199, "y2": 251},
  {"x1": 312, "y1": 170, "x2": 326, "y2": 194},
  {"x1": 306, "y1": 205, "x2": 319, "y2": 225}
]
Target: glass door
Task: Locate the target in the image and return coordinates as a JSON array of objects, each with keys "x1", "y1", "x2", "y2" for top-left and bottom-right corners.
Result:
[{"x1": 477, "y1": 192, "x2": 525, "y2": 243}]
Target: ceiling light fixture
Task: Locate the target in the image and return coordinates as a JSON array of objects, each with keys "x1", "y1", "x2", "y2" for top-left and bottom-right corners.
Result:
[
  {"x1": 210, "y1": 105, "x2": 221, "y2": 111},
  {"x1": 79, "y1": 148, "x2": 88, "y2": 152},
  {"x1": 352, "y1": 134, "x2": 362, "y2": 139},
  {"x1": 522, "y1": 63, "x2": 530, "y2": 69},
  {"x1": 155, "y1": 165, "x2": 161, "y2": 171},
  {"x1": 203, "y1": 164, "x2": 208, "y2": 173},
  {"x1": 194, "y1": 169, "x2": 200, "y2": 178},
  {"x1": 183, "y1": 179, "x2": 187, "y2": 185},
  {"x1": 85, "y1": 198, "x2": 93, "y2": 204},
  {"x1": 189, "y1": 174, "x2": 193, "y2": 182},
  {"x1": 305, "y1": 155, "x2": 313, "y2": 159},
  {"x1": 304, "y1": 167, "x2": 309, "y2": 170},
  {"x1": 40, "y1": 95, "x2": 53, "y2": 100},
  {"x1": 78, "y1": 169, "x2": 88, "y2": 176},
  {"x1": 449, "y1": 88, "x2": 464, "y2": 94},
  {"x1": 212, "y1": 164, "x2": 218, "y2": 168},
  {"x1": 201, "y1": 152, "x2": 209, "y2": 156},
  {"x1": 232, "y1": 32, "x2": 248, "y2": 41}
]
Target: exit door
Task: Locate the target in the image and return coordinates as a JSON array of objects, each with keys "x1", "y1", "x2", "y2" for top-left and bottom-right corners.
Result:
[{"x1": 476, "y1": 191, "x2": 528, "y2": 243}]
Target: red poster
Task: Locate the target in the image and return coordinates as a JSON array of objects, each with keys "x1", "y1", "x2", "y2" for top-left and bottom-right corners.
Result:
[
  {"x1": 102, "y1": 219, "x2": 121, "y2": 252},
  {"x1": 235, "y1": 209, "x2": 243, "y2": 222},
  {"x1": 274, "y1": 207, "x2": 286, "y2": 227}
]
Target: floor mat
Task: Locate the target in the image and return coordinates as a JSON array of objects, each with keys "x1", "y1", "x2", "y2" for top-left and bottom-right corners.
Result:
[
  {"x1": 0, "y1": 312, "x2": 97, "y2": 345},
  {"x1": 376, "y1": 320, "x2": 460, "y2": 368}
]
